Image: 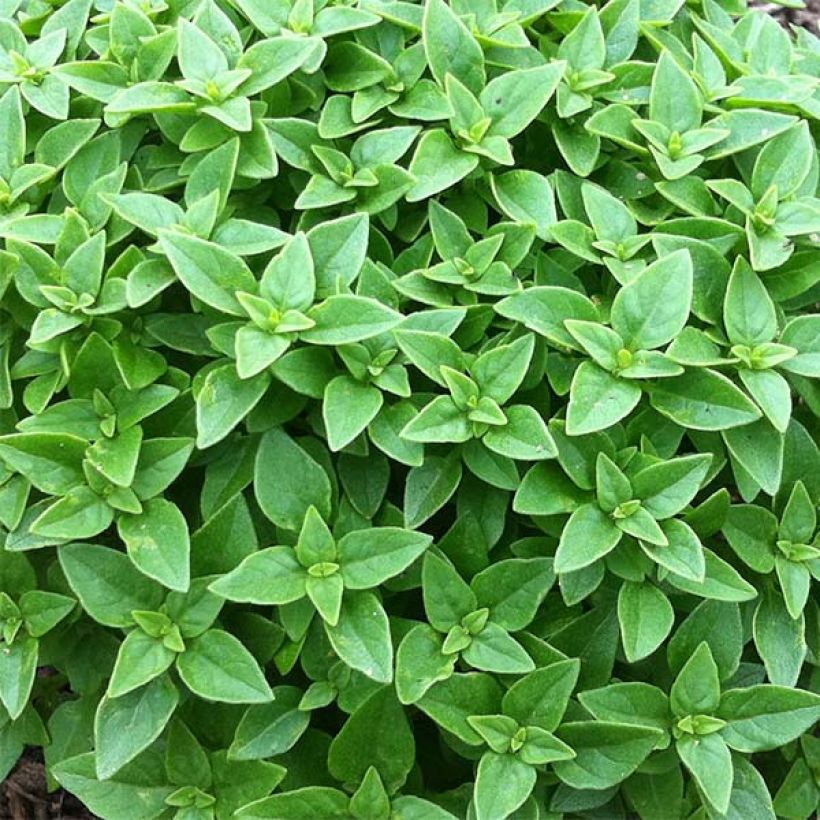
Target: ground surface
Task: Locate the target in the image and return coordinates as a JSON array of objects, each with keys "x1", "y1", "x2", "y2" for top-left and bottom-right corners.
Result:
[
  {"x1": 1, "y1": 752, "x2": 96, "y2": 819},
  {"x1": 755, "y1": 0, "x2": 820, "y2": 30}
]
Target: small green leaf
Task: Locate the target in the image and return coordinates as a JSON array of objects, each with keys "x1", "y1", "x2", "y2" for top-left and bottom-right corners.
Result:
[
  {"x1": 676, "y1": 732, "x2": 733, "y2": 814},
  {"x1": 566, "y1": 362, "x2": 642, "y2": 435},
  {"x1": 94, "y1": 676, "x2": 178, "y2": 780},
  {"x1": 422, "y1": 0, "x2": 485, "y2": 94},
  {"x1": 159, "y1": 231, "x2": 256, "y2": 317},
  {"x1": 617, "y1": 582, "x2": 674, "y2": 662},
  {"x1": 555, "y1": 503, "x2": 622, "y2": 573},
  {"x1": 554, "y1": 721, "x2": 662, "y2": 790},
  {"x1": 474, "y1": 752, "x2": 536, "y2": 820},
  {"x1": 118, "y1": 499, "x2": 190, "y2": 592},
  {"x1": 338, "y1": 527, "x2": 432, "y2": 589},
  {"x1": 324, "y1": 591, "x2": 394, "y2": 683},
  {"x1": 176, "y1": 629, "x2": 273, "y2": 704},
  {"x1": 610, "y1": 250, "x2": 692, "y2": 351}
]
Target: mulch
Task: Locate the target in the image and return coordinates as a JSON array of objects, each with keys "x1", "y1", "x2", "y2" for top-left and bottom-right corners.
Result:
[
  {"x1": 753, "y1": 0, "x2": 820, "y2": 30},
  {"x1": 1, "y1": 751, "x2": 97, "y2": 820}
]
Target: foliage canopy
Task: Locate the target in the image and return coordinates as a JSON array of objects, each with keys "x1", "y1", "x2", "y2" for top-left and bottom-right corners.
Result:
[{"x1": 0, "y1": 0, "x2": 819, "y2": 817}]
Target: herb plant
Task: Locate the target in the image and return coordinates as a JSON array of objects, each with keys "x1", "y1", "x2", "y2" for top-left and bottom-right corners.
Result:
[{"x1": 0, "y1": 0, "x2": 819, "y2": 818}]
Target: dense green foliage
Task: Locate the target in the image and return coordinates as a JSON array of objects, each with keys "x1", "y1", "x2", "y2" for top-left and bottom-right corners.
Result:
[{"x1": 0, "y1": 0, "x2": 819, "y2": 817}]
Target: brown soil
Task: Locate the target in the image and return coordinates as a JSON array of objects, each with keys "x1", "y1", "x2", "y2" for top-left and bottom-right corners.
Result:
[
  {"x1": 753, "y1": 0, "x2": 820, "y2": 31},
  {"x1": 1, "y1": 753, "x2": 97, "y2": 820}
]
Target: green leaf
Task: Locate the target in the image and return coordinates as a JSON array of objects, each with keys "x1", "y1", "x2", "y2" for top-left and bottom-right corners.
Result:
[
  {"x1": 229, "y1": 686, "x2": 310, "y2": 760},
  {"x1": 723, "y1": 258, "x2": 777, "y2": 347},
  {"x1": 237, "y1": 36, "x2": 318, "y2": 96},
  {"x1": 649, "y1": 50, "x2": 702, "y2": 133},
  {"x1": 396, "y1": 623, "x2": 455, "y2": 705},
  {"x1": 117, "y1": 499, "x2": 190, "y2": 592},
  {"x1": 305, "y1": 572, "x2": 343, "y2": 627},
  {"x1": 324, "y1": 591, "x2": 394, "y2": 683},
  {"x1": 723, "y1": 418, "x2": 784, "y2": 496},
  {"x1": 650, "y1": 369, "x2": 762, "y2": 430},
  {"x1": 52, "y1": 752, "x2": 173, "y2": 820},
  {"x1": 59, "y1": 543, "x2": 164, "y2": 628},
  {"x1": 159, "y1": 231, "x2": 256, "y2": 317},
  {"x1": 407, "y1": 129, "x2": 479, "y2": 202},
  {"x1": 462, "y1": 623, "x2": 534, "y2": 674},
  {"x1": 579, "y1": 682, "x2": 671, "y2": 735},
  {"x1": 751, "y1": 121, "x2": 813, "y2": 200},
  {"x1": 254, "y1": 429, "x2": 332, "y2": 531},
  {"x1": 555, "y1": 503, "x2": 622, "y2": 573},
  {"x1": 165, "y1": 718, "x2": 210, "y2": 789},
  {"x1": 667, "y1": 548, "x2": 757, "y2": 603},
  {"x1": 473, "y1": 752, "x2": 536, "y2": 820},
  {"x1": 303, "y1": 295, "x2": 402, "y2": 344},
  {"x1": 107, "y1": 192, "x2": 183, "y2": 237},
  {"x1": 401, "y1": 396, "x2": 470, "y2": 444},
  {"x1": 617, "y1": 581, "x2": 674, "y2": 662},
  {"x1": 94, "y1": 676, "x2": 178, "y2": 780},
  {"x1": 53, "y1": 62, "x2": 128, "y2": 103},
  {"x1": 582, "y1": 183, "x2": 637, "y2": 243},
  {"x1": 338, "y1": 527, "x2": 432, "y2": 589},
  {"x1": 422, "y1": 0, "x2": 485, "y2": 94},
  {"x1": 417, "y1": 672, "x2": 504, "y2": 746},
  {"x1": 780, "y1": 315, "x2": 820, "y2": 377},
  {"x1": 480, "y1": 63, "x2": 564, "y2": 139},
  {"x1": 176, "y1": 629, "x2": 273, "y2": 704},
  {"x1": 0, "y1": 87, "x2": 25, "y2": 180},
  {"x1": 718, "y1": 685, "x2": 820, "y2": 753},
  {"x1": 676, "y1": 733, "x2": 733, "y2": 814},
  {"x1": 780, "y1": 480, "x2": 816, "y2": 542},
  {"x1": 667, "y1": 600, "x2": 742, "y2": 681},
  {"x1": 209, "y1": 547, "x2": 306, "y2": 605},
  {"x1": 307, "y1": 213, "x2": 370, "y2": 297},
  {"x1": 196, "y1": 366, "x2": 270, "y2": 449},
  {"x1": 423, "y1": 552, "x2": 477, "y2": 631},
  {"x1": 566, "y1": 362, "x2": 641, "y2": 435},
  {"x1": 0, "y1": 433, "x2": 86, "y2": 495},
  {"x1": 558, "y1": 7, "x2": 606, "y2": 70},
  {"x1": 491, "y1": 171, "x2": 556, "y2": 242},
  {"x1": 235, "y1": 787, "x2": 349, "y2": 819},
  {"x1": 471, "y1": 558, "x2": 554, "y2": 631},
  {"x1": 514, "y1": 461, "x2": 590, "y2": 516},
  {"x1": 496, "y1": 287, "x2": 599, "y2": 349},
  {"x1": 633, "y1": 454, "x2": 712, "y2": 519},
  {"x1": 328, "y1": 687, "x2": 415, "y2": 792},
  {"x1": 323, "y1": 376, "x2": 383, "y2": 452},
  {"x1": 0, "y1": 637, "x2": 37, "y2": 719},
  {"x1": 502, "y1": 659, "x2": 580, "y2": 731},
  {"x1": 471, "y1": 335, "x2": 534, "y2": 405},
  {"x1": 177, "y1": 19, "x2": 227, "y2": 82},
  {"x1": 404, "y1": 453, "x2": 462, "y2": 529},
  {"x1": 18, "y1": 591, "x2": 74, "y2": 638},
  {"x1": 554, "y1": 721, "x2": 662, "y2": 790},
  {"x1": 31, "y1": 486, "x2": 113, "y2": 540},
  {"x1": 670, "y1": 642, "x2": 721, "y2": 717},
  {"x1": 610, "y1": 250, "x2": 693, "y2": 351},
  {"x1": 259, "y1": 232, "x2": 315, "y2": 312},
  {"x1": 720, "y1": 757, "x2": 776, "y2": 820},
  {"x1": 107, "y1": 630, "x2": 174, "y2": 698},
  {"x1": 753, "y1": 588, "x2": 806, "y2": 687}
]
